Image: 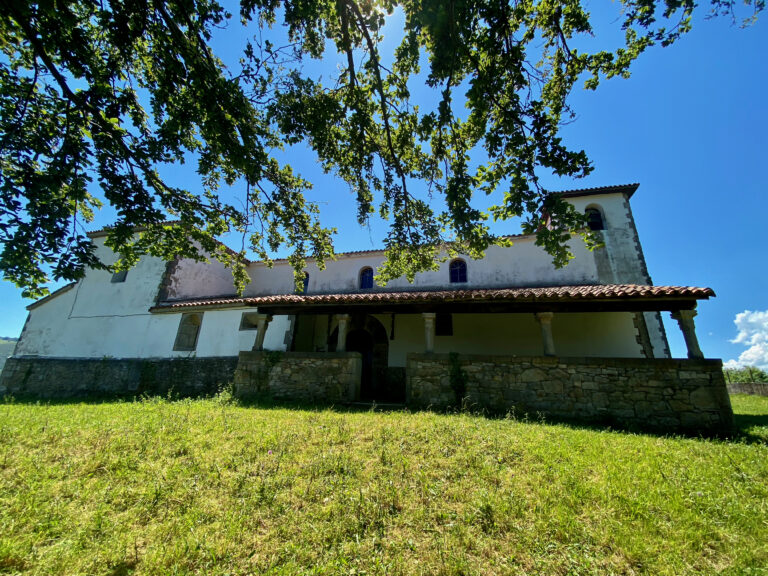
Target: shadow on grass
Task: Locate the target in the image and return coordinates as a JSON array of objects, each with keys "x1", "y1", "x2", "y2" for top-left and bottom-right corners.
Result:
[
  {"x1": 3, "y1": 391, "x2": 767, "y2": 444},
  {"x1": 731, "y1": 412, "x2": 768, "y2": 444}
]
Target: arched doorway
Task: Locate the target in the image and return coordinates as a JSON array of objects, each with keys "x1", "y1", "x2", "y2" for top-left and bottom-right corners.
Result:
[{"x1": 329, "y1": 314, "x2": 396, "y2": 402}]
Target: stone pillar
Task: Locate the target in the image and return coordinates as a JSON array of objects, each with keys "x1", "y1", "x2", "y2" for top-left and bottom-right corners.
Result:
[
  {"x1": 336, "y1": 314, "x2": 350, "y2": 352},
  {"x1": 422, "y1": 313, "x2": 436, "y2": 353},
  {"x1": 252, "y1": 314, "x2": 272, "y2": 351},
  {"x1": 535, "y1": 312, "x2": 556, "y2": 357},
  {"x1": 671, "y1": 309, "x2": 703, "y2": 359}
]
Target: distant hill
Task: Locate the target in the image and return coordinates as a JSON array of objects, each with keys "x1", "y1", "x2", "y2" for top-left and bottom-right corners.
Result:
[{"x1": 0, "y1": 337, "x2": 18, "y2": 371}]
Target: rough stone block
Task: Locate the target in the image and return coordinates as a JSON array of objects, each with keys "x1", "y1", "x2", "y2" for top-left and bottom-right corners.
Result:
[
  {"x1": 520, "y1": 368, "x2": 547, "y2": 382},
  {"x1": 689, "y1": 387, "x2": 722, "y2": 411}
]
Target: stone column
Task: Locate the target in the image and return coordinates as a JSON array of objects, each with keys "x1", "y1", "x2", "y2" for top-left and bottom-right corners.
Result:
[
  {"x1": 252, "y1": 313, "x2": 272, "y2": 351},
  {"x1": 336, "y1": 314, "x2": 350, "y2": 352},
  {"x1": 422, "y1": 313, "x2": 436, "y2": 353},
  {"x1": 671, "y1": 309, "x2": 703, "y2": 359},
  {"x1": 535, "y1": 312, "x2": 556, "y2": 357}
]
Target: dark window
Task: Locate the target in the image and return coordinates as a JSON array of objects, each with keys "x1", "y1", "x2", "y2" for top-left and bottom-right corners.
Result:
[
  {"x1": 449, "y1": 259, "x2": 467, "y2": 284},
  {"x1": 359, "y1": 267, "x2": 374, "y2": 290},
  {"x1": 173, "y1": 313, "x2": 202, "y2": 351},
  {"x1": 435, "y1": 313, "x2": 453, "y2": 336},
  {"x1": 240, "y1": 312, "x2": 259, "y2": 331},
  {"x1": 585, "y1": 208, "x2": 604, "y2": 231},
  {"x1": 111, "y1": 270, "x2": 128, "y2": 283}
]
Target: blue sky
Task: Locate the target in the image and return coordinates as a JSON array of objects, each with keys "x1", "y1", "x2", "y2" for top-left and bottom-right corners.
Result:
[{"x1": 1, "y1": 5, "x2": 766, "y2": 365}]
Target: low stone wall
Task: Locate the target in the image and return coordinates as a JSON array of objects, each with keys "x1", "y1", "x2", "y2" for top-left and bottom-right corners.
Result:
[
  {"x1": 0, "y1": 356, "x2": 238, "y2": 399},
  {"x1": 233, "y1": 351, "x2": 362, "y2": 403},
  {"x1": 727, "y1": 382, "x2": 768, "y2": 396},
  {"x1": 407, "y1": 354, "x2": 733, "y2": 433}
]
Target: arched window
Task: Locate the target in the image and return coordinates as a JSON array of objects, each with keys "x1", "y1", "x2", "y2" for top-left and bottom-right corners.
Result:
[
  {"x1": 359, "y1": 267, "x2": 374, "y2": 290},
  {"x1": 449, "y1": 259, "x2": 467, "y2": 284},
  {"x1": 585, "y1": 207, "x2": 604, "y2": 231}
]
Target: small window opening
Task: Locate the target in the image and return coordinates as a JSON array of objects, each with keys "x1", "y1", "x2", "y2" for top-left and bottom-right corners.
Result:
[
  {"x1": 359, "y1": 267, "x2": 374, "y2": 290},
  {"x1": 585, "y1": 208, "x2": 604, "y2": 231},
  {"x1": 435, "y1": 313, "x2": 453, "y2": 336},
  {"x1": 173, "y1": 312, "x2": 202, "y2": 351},
  {"x1": 449, "y1": 259, "x2": 467, "y2": 284},
  {"x1": 111, "y1": 270, "x2": 128, "y2": 283},
  {"x1": 240, "y1": 312, "x2": 259, "y2": 331}
]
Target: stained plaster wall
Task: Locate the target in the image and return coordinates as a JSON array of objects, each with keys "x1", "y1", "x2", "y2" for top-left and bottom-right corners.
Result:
[
  {"x1": 12, "y1": 191, "x2": 671, "y2": 363},
  {"x1": 16, "y1": 302, "x2": 291, "y2": 359},
  {"x1": 14, "y1": 238, "x2": 291, "y2": 359},
  {"x1": 243, "y1": 235, "x2": 601, "y2": 298},
  {"x1": 135, "y1": 193, "x2": 659, "y2": 307},
  {"x1": 162, "y1": 255, "x2": 237, "y2": 301},
  {"x1": 567, "y1": 193, "x2": 670, "y2": 359}
]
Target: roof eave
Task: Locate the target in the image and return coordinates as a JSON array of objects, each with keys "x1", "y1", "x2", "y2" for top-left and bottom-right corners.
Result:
[{"x1": 26, "y1": 282, "x2": 78, "y2": 310}]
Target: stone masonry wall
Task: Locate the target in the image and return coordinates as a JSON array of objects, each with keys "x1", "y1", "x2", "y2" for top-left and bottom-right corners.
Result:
[
  {"x1": 727, "y1": 382, "x2": 768, "y2": 396},
  {"x1": 407, "y1": 354, "x2": 733, "y2": 433},
  {"x1": 233, "y1": 351, "x2": 362, "y2": 403},
  {"x1": 0, "y1": 356, "x2": 237, "y2": 399}
]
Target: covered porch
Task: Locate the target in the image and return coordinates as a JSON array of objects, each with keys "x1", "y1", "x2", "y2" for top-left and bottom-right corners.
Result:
[
  {"x1": 152, "y1": 283, "x2": 732, "y2": 432},
  {"x1": 244, "y1": 284, "x2": 713, "y2": 403}
]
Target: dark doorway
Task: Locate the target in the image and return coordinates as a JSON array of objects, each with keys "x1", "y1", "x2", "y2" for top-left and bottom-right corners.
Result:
[
  {"x1": 346, "y1": 329, "x2": 375, "y2": 399},
  {"x1": 329, "y1": 314, "x2": 402, "y2": 402}
]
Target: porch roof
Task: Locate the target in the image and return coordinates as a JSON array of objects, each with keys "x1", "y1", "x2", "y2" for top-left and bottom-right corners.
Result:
[{"x1": 149, "y1": 283, "x2": 714, "y2": 315}]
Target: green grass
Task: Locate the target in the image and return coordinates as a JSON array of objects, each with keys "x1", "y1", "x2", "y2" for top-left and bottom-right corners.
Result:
[{"x1": 1, "y1": 394, "x2": 767, "y2": 575}]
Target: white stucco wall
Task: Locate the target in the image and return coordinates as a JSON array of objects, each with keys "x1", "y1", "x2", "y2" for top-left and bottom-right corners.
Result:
[
  {"x1": 13, "y1": 234, "x2": 286, "y2": 358},
  {"x1": 12, "y1": 190, "x2": 668, "y2": 361},
  {"x1": 68, "y1": 237, "x2": 169, "y2": 318},
  {"x1": 300, "y1": 311, "x2": 643, "y2": 366},
  {"x1": 244, "y1": 235, "x2": 601, "y2": 297},
  {"x1": 16, "y1": 301, "x2": 291, "y2": 359},
  {"x1": 15, "y1": 236, "x2": 172, "y2": 358},
  {"x1": 567, "y1": 194, "x2": 632, "y2": 231},
  {"x1": 165, "y1": 256, "x2": 237, "y2": 300},
  {"x1": 392, "y1": 311, "x2": 642, "y2": 363}
]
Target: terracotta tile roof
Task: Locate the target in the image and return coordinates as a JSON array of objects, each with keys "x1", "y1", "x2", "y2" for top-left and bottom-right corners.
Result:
[
  {"x1": 150, "y1": 284, "x2": 714, "y2": 312},
  {"x1": 556, "y1": 183, "x2": 639, "y2": 199}
]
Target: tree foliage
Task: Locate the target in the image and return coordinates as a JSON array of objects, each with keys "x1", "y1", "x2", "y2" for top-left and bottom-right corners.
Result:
[
  {"x1": 0, "y1": 0, "x2": 762, "y2": 296},
  {"x1": 724, "y1": 366, "x2": 768, "y2": 384}
]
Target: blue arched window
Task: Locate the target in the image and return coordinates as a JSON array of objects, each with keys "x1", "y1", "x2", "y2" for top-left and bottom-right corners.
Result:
[
  {"x1": 449, "y1": 259, "x2": 467, "y2": 284},
  {"x1": 359, "y1": 267, "x2": 374, "y2": 290}
]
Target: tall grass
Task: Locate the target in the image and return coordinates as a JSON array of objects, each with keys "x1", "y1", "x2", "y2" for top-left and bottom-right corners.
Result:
[{"x1": 0, "y1": 394, "x2": 766, "y2": 575}]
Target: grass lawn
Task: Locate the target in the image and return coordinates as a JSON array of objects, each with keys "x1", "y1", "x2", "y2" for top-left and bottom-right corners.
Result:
[{"x1": 0, "y1": 394, "x2": 766, "y2": 575}]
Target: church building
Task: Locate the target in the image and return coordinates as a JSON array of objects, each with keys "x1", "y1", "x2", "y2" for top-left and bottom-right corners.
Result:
[{"x1": 0, "y1": 184, "x2": 733, "y2": 432}]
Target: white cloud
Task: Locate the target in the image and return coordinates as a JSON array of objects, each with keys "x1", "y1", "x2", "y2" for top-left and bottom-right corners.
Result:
[{"x1": 724, "y1": 310, "x2": 768, "y2": 370}]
